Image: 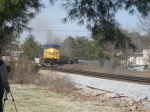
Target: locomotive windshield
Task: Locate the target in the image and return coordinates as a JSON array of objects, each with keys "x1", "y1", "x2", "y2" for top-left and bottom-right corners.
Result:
[{"x1": 43, "y1": 43, "x2": 60, "y2": 50}]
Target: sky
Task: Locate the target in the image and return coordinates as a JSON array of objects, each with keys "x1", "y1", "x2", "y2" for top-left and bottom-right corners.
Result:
[{"x1": 21, "y1": 1, "x2": 140, "y2": 45}]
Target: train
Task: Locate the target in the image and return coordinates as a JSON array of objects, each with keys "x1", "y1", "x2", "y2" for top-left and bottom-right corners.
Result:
[{"x1": 39, "y1": 43, "x2": 77, "y2": 66}]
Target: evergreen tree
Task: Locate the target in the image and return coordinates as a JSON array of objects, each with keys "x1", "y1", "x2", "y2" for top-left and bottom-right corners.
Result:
[
  {"x1": 22, "y1": 35, "x2": 40, "y2": 60},
  {"x1": 71, "y1": 36, "x2": 102, "y2": 60},
  {"x1": 0, "y1": 0, "x2": 43, "y2": 49},
  {"x1": 61, "y1": 0, "x2": 150, "y2": 51}
]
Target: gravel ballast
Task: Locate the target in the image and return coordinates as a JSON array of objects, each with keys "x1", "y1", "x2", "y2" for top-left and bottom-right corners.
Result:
[
  {"x1": 56, "y1": 72, "x2": 150, "y2": 101},
  {"x1": 40, "y1": 69, "x2": 150, "y2": 101}
]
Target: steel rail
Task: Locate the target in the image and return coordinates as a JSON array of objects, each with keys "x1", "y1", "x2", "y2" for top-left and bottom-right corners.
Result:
[{"x1": 40, "y1": 66, "x2": 150, "y2": 84}]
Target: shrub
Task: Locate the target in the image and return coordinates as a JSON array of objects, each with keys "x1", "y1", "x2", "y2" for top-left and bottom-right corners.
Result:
[
  {"x1": 8, "y1": 57, "x2": 39, "y2": 83},
  {"x1": 36, "y1": 72, "x2": 76, "y2": 93},
  {"x1": 8, "y1": 57, "x2": 76, "y2": 93}
]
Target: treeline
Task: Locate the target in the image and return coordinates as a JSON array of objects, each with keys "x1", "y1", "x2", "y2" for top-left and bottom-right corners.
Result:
[
  {"x1": 17, "y1": 29, "x2": 150, "y2": 62},
  {"x1": 16, "y1": 35, "x2": 102, "y2": 61},
  {"x1": 61, "y1": 31, "x2": 150, "y2": 61},
  {"x1": 60, "y1": 36, "x2": 102, "y2": 60}
]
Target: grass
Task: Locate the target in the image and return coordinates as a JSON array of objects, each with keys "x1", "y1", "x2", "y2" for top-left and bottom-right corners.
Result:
[
  {"x1": 4, "y1": 83, "x2": 150, "y2": 112},
  {"x1": 4, "y1": 84, "x2": 121, "y2": 112}
]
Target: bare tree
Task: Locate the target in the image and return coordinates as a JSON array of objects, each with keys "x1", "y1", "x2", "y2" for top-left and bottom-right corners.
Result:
[
  {"x1": 138, "y1": 15, "x2": 150, "y2": 33},
  {"x1": 60, "y1": 36, "x2": 74, "y2": 57}
]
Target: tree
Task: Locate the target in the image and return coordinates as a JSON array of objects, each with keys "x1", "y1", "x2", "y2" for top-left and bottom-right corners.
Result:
[
  {"x1": 71, "y1": 36, "x2": 103, "y2": 60},
  {"x1": 60, "y1": 36, "x2": 74, "y2": 57},
  {"x1": 2, "y1": 0, "x2": 150, "y2": 53},
  {"x1": 87, "y1": 40, "x2": 103, "y2": 60},
  {"x1": 62, "y1": 0, "x2": 150, "y2": 27},
  {"x1": 61, "y1": 0, "x2": 150, "y2": 52},
  {"x1": 138, "y1": 15, "x2": 150, "y2": 33},
  {"x1": 22, "y1": 35, "x2": 40, "y2": 60},
  {"x1": 0, "y1": 0, "x2": 43, "y2": 49},
  {"x1": 125, "y1": 30, "x2": 150, "y2": 52},
  {"x1": 71, "y1": 36, "x2": 89, "y2": 60}
]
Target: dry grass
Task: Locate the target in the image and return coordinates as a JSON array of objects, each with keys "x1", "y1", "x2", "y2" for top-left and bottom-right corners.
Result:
[
  {"x1": 4, "y1": 84, "x2": 121, "y2": 112},
  {"x1": 8, "y1": 57, "x2": 39, "y2": 84},
  {"x1": 34, "y1": 71, "x2": 76, "y2": 93},
  {"x1": 62, "y1": 64, "x2": 150, "y2": 78},
  {"x1": 4, "y1": 84, "x2": 150, "y2": 112},
  {"x1": 8, "y1": 57, "x2": 75, "y2": 93}
]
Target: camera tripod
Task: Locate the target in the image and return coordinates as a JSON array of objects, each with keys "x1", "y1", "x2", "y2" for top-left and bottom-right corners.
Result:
[{"x1": 3, "y1": 90, "x2": 18, "y2": 112}]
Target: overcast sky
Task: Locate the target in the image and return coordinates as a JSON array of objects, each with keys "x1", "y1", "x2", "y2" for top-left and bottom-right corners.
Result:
[{"x1": 21, "y1": 1, "x2": 139, "y2": 45}]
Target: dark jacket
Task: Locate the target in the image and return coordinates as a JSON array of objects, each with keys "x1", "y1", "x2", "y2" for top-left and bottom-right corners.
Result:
[{"x1": 0, "y1": 59, "x2": 9, "y2": 90}]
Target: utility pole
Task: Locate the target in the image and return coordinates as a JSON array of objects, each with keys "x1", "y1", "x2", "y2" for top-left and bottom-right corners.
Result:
[{"x1": 125, "y1": 31, "x2": 128, "y2": 69}]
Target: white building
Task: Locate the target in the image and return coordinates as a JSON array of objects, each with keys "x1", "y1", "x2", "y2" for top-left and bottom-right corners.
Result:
[
  {"x1": 128, "y1": 47, "x2": 150, "y2": 70},
  {"x1": 2, "y1": 50, "x2": 23, "y2": 62}
]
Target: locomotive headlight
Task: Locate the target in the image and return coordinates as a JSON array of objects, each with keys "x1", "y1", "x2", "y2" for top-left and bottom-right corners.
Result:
[{"x1": 50, "y1": 49, "x2": 54, "y2": 53}]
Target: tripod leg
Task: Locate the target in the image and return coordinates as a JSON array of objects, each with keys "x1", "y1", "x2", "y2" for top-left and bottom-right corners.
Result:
[
  {"x1": 3, "y1": 90, "x2": 7, "y2": 112},
  {"x1": 10, "y1": 91, "x2": 18, "y2": 112}
]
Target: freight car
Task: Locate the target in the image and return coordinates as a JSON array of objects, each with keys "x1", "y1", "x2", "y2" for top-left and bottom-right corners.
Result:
[{"x1": 39, "y1": 43, "x2": 69, "y2": 66}]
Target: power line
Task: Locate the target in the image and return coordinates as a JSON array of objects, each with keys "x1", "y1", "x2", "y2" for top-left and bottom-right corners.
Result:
[{"x1": 33, "y1": 28, "x2": 91, "y2": 32}]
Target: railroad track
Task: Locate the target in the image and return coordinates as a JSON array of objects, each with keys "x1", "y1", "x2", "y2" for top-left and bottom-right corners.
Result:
[{"x1": 40, "y1": 66, "x2": 150, "y2": 84}]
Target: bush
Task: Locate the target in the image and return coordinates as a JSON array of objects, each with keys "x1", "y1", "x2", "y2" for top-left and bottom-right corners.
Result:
[
  {"x1": 8, "y1": 57, "x2": 39, "y2": 83},
  {"x1": 8, "y1": 57, "x2": 76, "y2": 93},
  {"x1": 36, "y1": 72, "x2": 76, "y2": 93}
]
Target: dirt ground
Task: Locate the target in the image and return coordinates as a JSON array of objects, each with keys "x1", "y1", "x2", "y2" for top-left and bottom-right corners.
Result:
[{"x1": 3, "y1": 84, "x2": 150, "y2": 112}]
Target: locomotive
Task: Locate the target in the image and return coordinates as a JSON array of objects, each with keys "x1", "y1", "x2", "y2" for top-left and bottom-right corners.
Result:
[{"x1": 39, "y1": 43, "x2": 69, "y2": 66}]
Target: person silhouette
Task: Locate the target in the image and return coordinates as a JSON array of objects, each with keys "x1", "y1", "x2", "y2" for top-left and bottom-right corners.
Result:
[{"x1": 0, "y1": 48, "x2": 10, "y2": 112}]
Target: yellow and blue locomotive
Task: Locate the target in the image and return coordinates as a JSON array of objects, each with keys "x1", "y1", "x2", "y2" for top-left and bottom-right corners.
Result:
[{"x1": 40, "y1": 43, "x2": 69, "y2": 66}]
